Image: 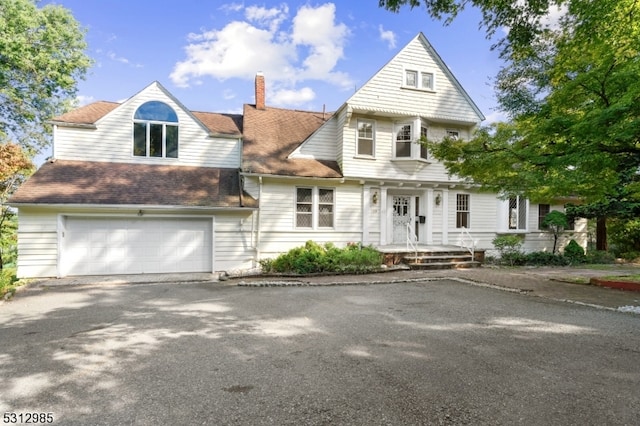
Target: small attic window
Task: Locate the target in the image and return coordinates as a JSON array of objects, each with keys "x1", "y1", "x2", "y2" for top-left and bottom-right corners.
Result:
[
  {"x1": 133, "y1": 101, "x2": 179, "y2": 158},
  {"x1": 403, "y1": 67, "x2": 435, "y2": 92}
]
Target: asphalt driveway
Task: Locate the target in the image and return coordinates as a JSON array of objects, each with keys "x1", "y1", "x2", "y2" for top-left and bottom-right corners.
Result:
[{"x1": 1, "y1": 279, "x2": 639, "y2": 425}]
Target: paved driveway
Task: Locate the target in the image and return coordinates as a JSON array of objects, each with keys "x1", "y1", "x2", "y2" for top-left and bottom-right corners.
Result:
[{"x1": 1, "y1": 280, "x2": 639, "y2": 425}]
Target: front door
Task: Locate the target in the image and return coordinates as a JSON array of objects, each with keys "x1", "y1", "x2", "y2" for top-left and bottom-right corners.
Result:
[{"x1": 392, "y1": 195, "x2": 414, "y2": 244}]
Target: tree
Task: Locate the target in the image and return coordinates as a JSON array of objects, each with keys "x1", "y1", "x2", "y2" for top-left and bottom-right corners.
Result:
[
  {"x1": 379, "y1": 0, "x2": 571, "y2": 57},
  {"x1": 541, "y1": 210, "x2": 569, "y2": 254},
  {"x1": 0, "y1": 0, "x2": 92, "y2": 156},
  {"x1": 412, "y1": 0, "x2": 639, "y2": 250},
  {"x1": 0, "y1": 142, "x2": 33, "y2": 269}
]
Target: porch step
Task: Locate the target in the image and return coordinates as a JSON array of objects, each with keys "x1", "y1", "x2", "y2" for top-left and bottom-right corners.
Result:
[{"x1": 404, "y1": 260, "x2": 482, "y2": 270}]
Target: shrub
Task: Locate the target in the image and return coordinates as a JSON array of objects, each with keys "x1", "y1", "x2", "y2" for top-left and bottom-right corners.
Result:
[
  {"x1": 0, "y1": 267, "x2": 18, "y2": 298},
  {"x1": 524, "y1": 251, "x2": 569, "y2": 266},
  {"x1": 563, "y1": 239, "x2": 586, "y2": 264},
  {"x1": 585, "y1": 250, "x2": 615, "y2": 264},
  {"x1": 261, "y1": 241, "x2": 382, "y2": 274},
  {"x1": 492, "y1": 234, "x2": 525, "y2": 266}
]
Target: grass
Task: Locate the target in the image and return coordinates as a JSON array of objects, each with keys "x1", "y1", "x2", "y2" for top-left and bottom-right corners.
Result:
[{"x1": 600, "y1": 274, "x2": 640, "y2": 283}]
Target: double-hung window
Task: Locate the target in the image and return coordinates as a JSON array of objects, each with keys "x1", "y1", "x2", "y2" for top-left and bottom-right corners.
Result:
[
  {"x1": 357, "y1": 119, "x2": 375, "y2": 157},
  {"x1": 456, "y1": 194, "x2": 470, "y2": 228},
  {"x1": 394, "y1": 119, "x2": 429, "y2": 160},
  {"x1": 538, "y1": 204, "x2": 550, "y2": 229},
  {"x1": 133, "y1": 101, "x2": 179, "y2": 158},
  {"x1": 296, "y1": 187, "x2": 335, "y2": 229},
  {"x1": 395, "y1": 124, "x2": 412, "y2": 158},
  {"x1": 509, "y1": 196, "x2": 527, "y2": 230},
  {"x1": 403, "y1": 68, "x2": 435, "y2": 91}
]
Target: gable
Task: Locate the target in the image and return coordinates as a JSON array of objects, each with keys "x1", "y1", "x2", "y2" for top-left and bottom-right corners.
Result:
[
  {"x1": 288, "y1": 114, "x2": 337, "y2": 161},
  {"x1": 346, "y1": 33, "x2": 484, "y2": 125}
]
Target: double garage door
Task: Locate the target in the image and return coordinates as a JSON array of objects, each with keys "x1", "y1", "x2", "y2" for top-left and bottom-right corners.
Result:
[{"x1": 63, "y1": 217, "x2": 213, "y2": 276}]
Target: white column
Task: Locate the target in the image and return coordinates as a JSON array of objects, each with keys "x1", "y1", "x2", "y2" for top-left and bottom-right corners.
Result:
[
  {"x1": 362, "y1": 186, "x2": 370, "y2": 246},
  {"x1": 380, "y1": 187, "x2": 388, "y2": 245},
  {"x1": 425, "y1": 188, "x2": 434, "y2": 244},
  {"x1": 442, "y1": 188, "x2": 449, "y2": 244}
]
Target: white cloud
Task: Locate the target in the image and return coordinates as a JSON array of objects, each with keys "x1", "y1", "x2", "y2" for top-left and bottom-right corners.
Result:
[
  {"x1": 484, "y1": 110, "x2": 508, "y2": 124},
  {"x1": 270, "y1": 86, "x2": 316, "y2": 106},
  {"x1": 378, "y1": 25, "x2": 396, "y2": 49},
  {"x1": 219, "y1": 2, "x2": 244, "y2": 13},
  {"x1": 108, "y1": 51, "x2": 129, "y2": 64},
  {"x1": 170, "y1": 2, "x2": 353, "y2": 105}
]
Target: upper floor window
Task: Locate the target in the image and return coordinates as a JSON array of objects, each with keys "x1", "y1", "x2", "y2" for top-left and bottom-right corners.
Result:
[
  {"x1": 357, "y1": 119, "x2": 375, "y2": 157},
  {"x1": 394, "y1": 120, "x2": 429, "y2": 161},
  {"x1": 446, "y1": 129, "x2": 460, "y2": 140},
  {"x1": 395, "y1": 124, "x2": 412, "y2": 158},
  {"x1": 403, "y1": 68, "x2": 435, "y2": 91},
  {"x1": 133, "y1": 101, "x2": 179, "y2": 158},
  {"x1": 509, "y1": 196, "x2": 527, "y2": 230},
  {"x1": 296, "y1": 187, "x2": 335, "y2": 229}
]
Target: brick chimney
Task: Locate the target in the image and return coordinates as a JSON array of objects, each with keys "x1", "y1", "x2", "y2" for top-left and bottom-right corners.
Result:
[{"x1": 255, "y1": 72, "x2": 265, "y2": 110}]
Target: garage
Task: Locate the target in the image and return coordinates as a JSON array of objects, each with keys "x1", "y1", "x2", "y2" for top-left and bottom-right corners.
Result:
[{"x1": 62, "y1": 217, "x2": 213, "y2": 276}]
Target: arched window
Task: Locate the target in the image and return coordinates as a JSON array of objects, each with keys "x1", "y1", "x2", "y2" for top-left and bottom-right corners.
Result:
[{"x1": 133, "y1": 101, "x2": 179, "y2": 158}]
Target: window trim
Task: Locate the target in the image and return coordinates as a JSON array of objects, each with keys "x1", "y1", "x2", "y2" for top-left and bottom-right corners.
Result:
[
  {"x1": 356, "y1": 119, "x2": 376, "y2": 158},
  {"x1": 508, "y1": 196, "x2": 528, "y2": 231},
  {"x1": 402, "y1": 66, "x2": 436, "y2": 92},
  {"x1": 538, "y1": 204, "x2": 550, "y2": 230},
  {"x1": 132, "y1": 101, "x2": 179, "y2": 159},
  {"x1": 456, "y1": 193, "x2": 470, "y2": 229},
  {"x1": 295, "y1": 186, "x2": 335, "y2": 230},
  {"x1": 392, "y1": 119, "x2": 431, "y2": 162}
]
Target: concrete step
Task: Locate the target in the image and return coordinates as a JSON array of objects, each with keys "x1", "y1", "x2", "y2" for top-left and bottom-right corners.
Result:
[
  {"x1": 404, "y1": 261, "x2": 481, "y2": 270},
  {"x1": 404, "y1": 254, "x2": 474, "y2": 264}
]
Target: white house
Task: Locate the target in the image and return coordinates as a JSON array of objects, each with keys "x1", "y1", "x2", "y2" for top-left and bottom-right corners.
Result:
[{"x1": 9, "y1": 33, "x2": 585, "y2": 278}]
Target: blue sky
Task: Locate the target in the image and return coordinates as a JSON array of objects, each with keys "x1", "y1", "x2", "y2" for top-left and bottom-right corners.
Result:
[{"x1": 44, "y1": 0, "x2": 505, "y2": 122}]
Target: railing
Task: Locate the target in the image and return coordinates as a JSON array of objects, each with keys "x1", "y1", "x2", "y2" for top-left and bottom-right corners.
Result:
[
  {"x1": 406, "y1": 222, "x2": 418, "y2": 258},
  {"x1": 459, "y1": 226, "x2": 475, "y2": 258}
]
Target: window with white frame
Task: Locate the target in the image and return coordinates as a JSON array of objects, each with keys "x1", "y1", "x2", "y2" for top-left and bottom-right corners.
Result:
[
  {"x1": 357, "y1": 119, "x2": 375, "y2": 157},
  {"x1": 395, "y1": 124, "x2": 412, "y2": 158},
  {"x1": 446, "y1": 129, "x2": 460, "y2": 140},
  {"x1": 403, "y1": 68, "x2": 435, "y2": 91},
  {"x1": 420, "y1": 124, "x2": 428, "y2": 160},
  {"x1": 296, "y1": 187, "x2": 335, "y2": 229},
  {"x1": 538, "y1": 204, "x2": 550, "y2": 229},
  {"x1": 456, "y1": 194, "x2": 470, "y2": 228},
  {"x1": 509, "y1": 196, "x2": 527, "y2": 230},
  {"x1": 133, "y1": 101, "x2": 179, "y2": 158},
  {"x1": 394, "y1": 120, "x2": 430, "y2": 160}
]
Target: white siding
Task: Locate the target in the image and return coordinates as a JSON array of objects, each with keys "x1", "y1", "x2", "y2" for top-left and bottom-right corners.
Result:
[
  {"x1": 15, "y1": 207, "x2": 255, "y2": 278},
  {"x1": 16, "y1": 210, "x2": 58, "y2": 278},
  {"x1": 290, "y1": 117, "x2": 338, "y2": 160},
  {"x1": 256, "y1": 179, "x2": 364, "y2": 260},
  {"x1": 347, "y1": 35, "x2": 482, "y2": 124},
  {"x1": 341, "y1": 114, "x2": 471, "y2": 181},
  {"x1": 54, "y1": 83, "x2": 241, "y2": 168}
]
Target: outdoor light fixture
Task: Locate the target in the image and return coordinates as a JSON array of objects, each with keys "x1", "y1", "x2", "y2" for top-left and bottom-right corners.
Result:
[
  {"x1": 372, "y1": 191, "x2": 379, "y2": 205},
  {"x1": 435, "y1": 193, "x2": 442, "y2": 206}
]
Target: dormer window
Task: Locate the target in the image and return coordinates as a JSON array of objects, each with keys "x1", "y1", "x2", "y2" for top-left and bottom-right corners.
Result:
[{"x1": 133, "y1": 101, "x2": 179, "y2": 158}]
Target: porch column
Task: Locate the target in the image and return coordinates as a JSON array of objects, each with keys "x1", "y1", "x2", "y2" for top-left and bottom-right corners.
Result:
[
  {"x1": 379, "y1": 187, "x2": 388, "y2": 245},
  {"x1": 442, "y1": 188, "x2": 449, "y2": 244},
  {"x1": 362, "y1": 186, "x2": 370, "y2": 246},
  {"x1": 425, "y1": 188, "x2": 434, "y2": 244}
]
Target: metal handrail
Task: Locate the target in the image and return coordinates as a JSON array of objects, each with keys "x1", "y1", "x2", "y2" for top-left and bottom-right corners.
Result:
[
  {"x1": 406, "y1": 222, "x2": 418, "y2": 258},
  {"x1": 459, "y1": 226, "x2": 475, "y2": 258}
]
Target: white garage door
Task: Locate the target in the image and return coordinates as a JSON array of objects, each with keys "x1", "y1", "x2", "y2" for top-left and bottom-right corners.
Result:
[{"x1": 63, "y1": 217, "x2": 213, "y2": 276}]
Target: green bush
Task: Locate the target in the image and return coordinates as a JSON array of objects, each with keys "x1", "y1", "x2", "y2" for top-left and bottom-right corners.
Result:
[
  {"x1": 0, "y1": 267, "x2": 18, "y2": 298},
  {"x1": 608, "y1": 218, "x2": 640, "y2": 258},
  {"x1": 524, "y1": 251, "x2": 569, "y2": 266},
  {"x1": 563, "y1": 239, "x2": 586, "y2": 264},
  {"x1": 585, "y1": 250, "x2": 615, "y2": 264},
  {"x1": 261, "y1": 241, "x2": 382, "y2": 274},
  {"x1": 492, "y1": 234, "x2": 525, "y2": 266}
]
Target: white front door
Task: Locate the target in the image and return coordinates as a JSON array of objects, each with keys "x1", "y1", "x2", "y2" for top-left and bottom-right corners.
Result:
[{"x1": 392, "y1": 195, "x2": 414, "y2": 244}]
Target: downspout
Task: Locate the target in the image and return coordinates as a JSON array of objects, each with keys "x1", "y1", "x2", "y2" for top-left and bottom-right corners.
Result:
[{"x1": 256, "y1": 176, "x2": 263, "y2": 262}]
